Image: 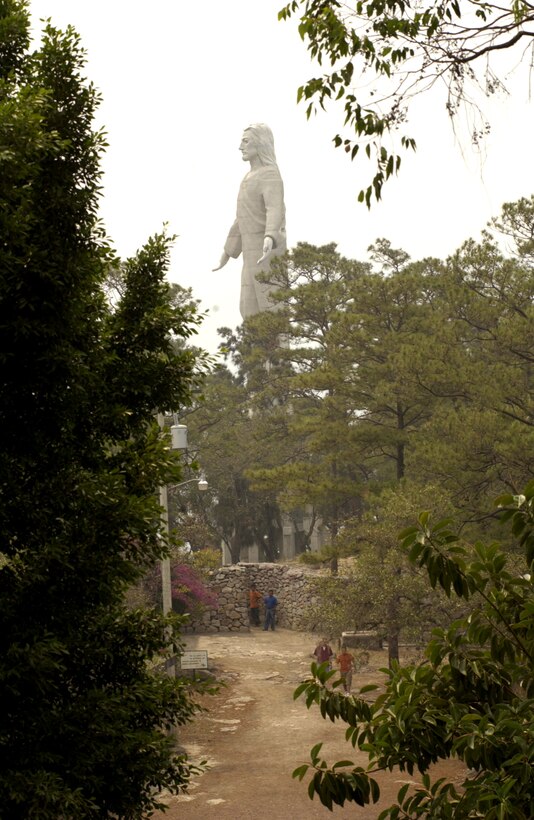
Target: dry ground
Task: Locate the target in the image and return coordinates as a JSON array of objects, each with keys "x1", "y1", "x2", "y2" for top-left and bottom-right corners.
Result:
[{"x1": 153, "y1": 628, "x2": 465, "y2": 820}]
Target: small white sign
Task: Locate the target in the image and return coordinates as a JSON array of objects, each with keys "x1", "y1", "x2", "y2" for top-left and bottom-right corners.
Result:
[{"x1": 180, "y1": 650, "x2": 209, "y2": 670}]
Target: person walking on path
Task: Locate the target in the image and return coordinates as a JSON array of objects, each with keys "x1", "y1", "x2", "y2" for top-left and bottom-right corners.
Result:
[
  {"x1": 263, "y1": 589, "x2": 278, "y2": 631},
  {"x1": 313, "y1": 639, "x2": 334, "y2": 670},
  {"x1": 336, "y1": 645, "x2": 354, "y2": 694},
  {"x1": 248, "y1": 583, "x2": 262, "y2": 627}
]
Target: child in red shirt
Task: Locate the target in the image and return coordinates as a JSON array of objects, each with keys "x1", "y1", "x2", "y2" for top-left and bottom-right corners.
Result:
[{"x1": 336, "y1": 646, "x2": 354, "y2": 694}]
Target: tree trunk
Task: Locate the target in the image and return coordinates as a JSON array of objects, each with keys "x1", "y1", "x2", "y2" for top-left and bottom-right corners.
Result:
[
  {"x1": 228, "y1": 535, "x2": 241, "y2": 564},
  {"x1": 396, "y1": 401, "x2": 405, "y2": 480},
  {"x1": 329, "y1": 518, "x2": 339, "y2": 575},
  {"x1": 388, "y1": 628, "x2": 400, "y2": 666}
]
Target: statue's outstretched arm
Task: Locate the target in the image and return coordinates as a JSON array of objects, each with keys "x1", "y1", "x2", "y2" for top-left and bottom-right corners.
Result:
[
  {"x1": 212, "y1": 251, "x2": 230, "y2": 272},
  {"x1": 215, "y1": 219, "x2": 242, "y2": 270}
]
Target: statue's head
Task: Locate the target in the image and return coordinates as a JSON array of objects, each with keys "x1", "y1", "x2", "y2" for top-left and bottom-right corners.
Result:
[{"x1": 242, "y1": 123, "x2": 277, "y2": 166}]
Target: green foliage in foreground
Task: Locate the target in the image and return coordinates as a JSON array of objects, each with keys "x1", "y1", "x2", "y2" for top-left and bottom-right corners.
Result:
[
  {"x1": 279, "y1": 1, "x2": 534, "y2": 206},
  {"x1": 293, "y1": 483, "x2": 534, "y2": 817},
  {"x1": 0, "y1": 2, "x2": 207, "y2": 816}
]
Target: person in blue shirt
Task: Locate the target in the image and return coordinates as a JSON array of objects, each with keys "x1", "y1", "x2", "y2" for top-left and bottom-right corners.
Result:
[{"x1": 263, "y1": 589, "x2": 278, "y2": 631}]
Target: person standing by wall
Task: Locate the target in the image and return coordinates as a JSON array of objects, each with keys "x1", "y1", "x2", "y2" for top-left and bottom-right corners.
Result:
[
  {"x1": 263, "y1": 589, "x2": 278, "y2": 631},
  {"x1": 248, "y1": 583, "x2": 262, "y2": 627}
]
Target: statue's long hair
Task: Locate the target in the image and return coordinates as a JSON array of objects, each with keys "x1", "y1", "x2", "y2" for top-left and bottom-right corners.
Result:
[{"x1": 245, "y1": 123, "x2": 278, "y2": 167}]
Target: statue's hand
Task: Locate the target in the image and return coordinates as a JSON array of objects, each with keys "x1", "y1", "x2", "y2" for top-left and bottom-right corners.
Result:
[
  {"x1": 257, "y1": 236, "x2": 274, "y2": 265},
  {"x1": 213, "y1": 251, "x2": 230, "y2": 272}
]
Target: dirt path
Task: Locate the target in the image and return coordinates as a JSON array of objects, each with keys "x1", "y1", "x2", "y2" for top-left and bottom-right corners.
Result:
[{"x1": 153, "y1": 629, "x2": 464, "y2": 820}]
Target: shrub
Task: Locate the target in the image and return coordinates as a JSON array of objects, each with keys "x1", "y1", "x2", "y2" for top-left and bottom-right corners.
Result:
[
  {"x1": 171, "y1": 564, "x2": 218, "y2": 616},
  {"x1": 293, "y1": 482, "x2": 534, "y2": 817}
]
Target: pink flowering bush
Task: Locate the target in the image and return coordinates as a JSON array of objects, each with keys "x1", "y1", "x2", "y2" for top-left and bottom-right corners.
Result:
[
  {"x1": 141, "y1": 560, "x2": 218, "y2": 616},
  {"x1": 171, "y1": 563, "x2": 218, "y2": 616}
]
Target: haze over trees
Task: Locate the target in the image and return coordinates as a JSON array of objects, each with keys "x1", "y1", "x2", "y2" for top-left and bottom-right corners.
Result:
[
  {"x1": 188, "y1": 199, "x2": 532, "y2": 661},
  {"x1": 0, "y1": 2, "x2": 208, "y2": 815},
  {"x1": 213, "y1": 206, "x2": 532, "y2": 525}
]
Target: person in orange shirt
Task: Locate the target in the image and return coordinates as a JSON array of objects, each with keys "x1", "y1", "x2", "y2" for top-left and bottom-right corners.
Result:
[
  {"x1": 248, "y1": 583, "x2": 262, "y2": 627},
  {"x1": 336, "y1": 645, "x2": 354, "y2": 694}
]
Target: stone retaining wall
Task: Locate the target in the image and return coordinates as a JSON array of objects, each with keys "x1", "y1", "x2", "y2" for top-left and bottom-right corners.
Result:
[{"x1": 184, "y1": 562, "x2": 324, "y2": 633}]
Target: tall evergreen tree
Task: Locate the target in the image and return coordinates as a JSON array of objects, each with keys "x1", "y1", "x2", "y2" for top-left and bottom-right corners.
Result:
[
  {"x1": 251, "y1": 230, "x2": 532, "y2": 534},
  {"x1": 0, "y1": 4, "x2": 205, "y2": 815},
  {"x1": 408, "y1": 226, "x2": 534, "y2": 519},
  {"x1": 182, "y1": 358, "x2": 286, "y2": 564},
  {"x1": 248, "y1": 242, "x2": 446, "y2": 530},
  {"x1": 249, "y1": 243, "x2": 371, "y2": 537}
]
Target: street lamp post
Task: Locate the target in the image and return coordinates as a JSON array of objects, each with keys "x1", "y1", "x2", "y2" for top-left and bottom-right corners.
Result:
[
  {"x1": 159, "y1": 482, "x2": 173, "y2": 625},
  {"x1": 158, "y1": 417, "x2": 208, "y2": 676}
]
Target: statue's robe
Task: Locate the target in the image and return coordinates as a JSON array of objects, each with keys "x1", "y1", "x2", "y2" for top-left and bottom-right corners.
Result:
[{"x1": 224, "y1": 164, "x2": 286, "y2": 319}]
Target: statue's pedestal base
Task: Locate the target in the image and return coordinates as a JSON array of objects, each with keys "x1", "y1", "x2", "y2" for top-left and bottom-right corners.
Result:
[{"x1": 222, "y1": 541, "x2": 260, "y2": 565}]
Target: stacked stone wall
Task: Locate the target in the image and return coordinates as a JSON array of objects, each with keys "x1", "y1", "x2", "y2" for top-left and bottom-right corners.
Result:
[{"x1": 184, "y1": 562, "x2": 324, "y2": 633}]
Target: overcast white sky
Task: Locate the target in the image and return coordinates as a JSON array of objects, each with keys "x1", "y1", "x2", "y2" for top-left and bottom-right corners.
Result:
[{"x1": 29, "y1": 0, "x2": 534, "y2": 354}]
